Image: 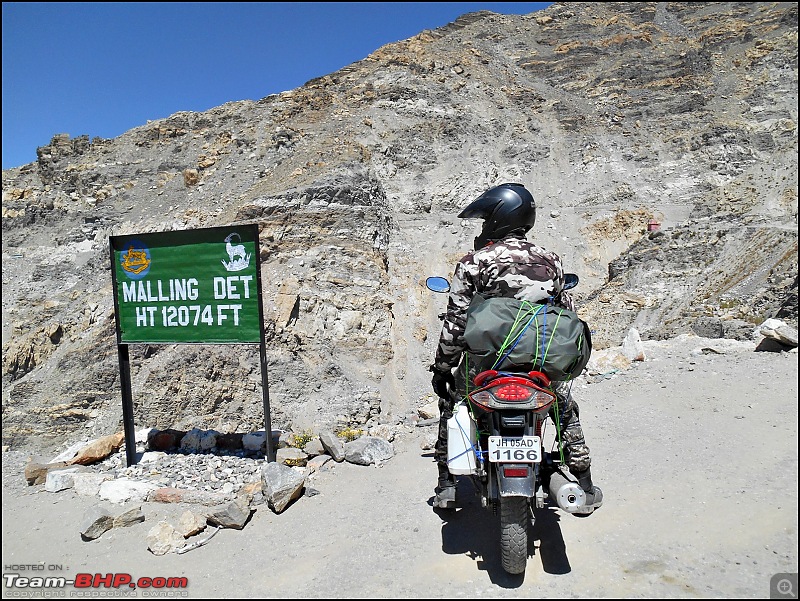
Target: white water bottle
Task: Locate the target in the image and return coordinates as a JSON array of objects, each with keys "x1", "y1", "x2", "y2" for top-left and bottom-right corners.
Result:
[{"x1": 447, "y1": 403, "x2": 477, "y2": 475}]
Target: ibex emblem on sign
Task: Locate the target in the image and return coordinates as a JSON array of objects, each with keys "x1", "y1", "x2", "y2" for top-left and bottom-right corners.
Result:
[{"x1": 221, "y1": 232, "x2": 251, "y2": 272}]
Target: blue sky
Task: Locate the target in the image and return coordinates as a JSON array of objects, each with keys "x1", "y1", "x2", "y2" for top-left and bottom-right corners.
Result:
[{"x1": 2, "y1": 2, "x2": 551, "y2": 170}]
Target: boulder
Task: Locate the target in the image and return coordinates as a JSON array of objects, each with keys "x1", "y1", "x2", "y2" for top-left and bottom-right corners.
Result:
[
  {"x1": 261, "y1": 462, "x2": 305, "y2": 514},
  {"x1": 344, "y1": 436, "x2": 394, "y2": 466}
]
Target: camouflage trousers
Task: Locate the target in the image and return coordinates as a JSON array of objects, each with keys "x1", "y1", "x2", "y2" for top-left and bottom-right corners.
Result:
[{"x1": 434, "y1": 374, "x2": 592, "y2": 482}]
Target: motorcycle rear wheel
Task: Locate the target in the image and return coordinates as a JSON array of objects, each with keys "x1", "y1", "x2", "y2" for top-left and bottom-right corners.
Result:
[{"x1": 500, "y1": 496, "x2": 528, "y2": 574}]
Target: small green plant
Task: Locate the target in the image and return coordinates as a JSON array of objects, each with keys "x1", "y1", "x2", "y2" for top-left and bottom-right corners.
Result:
[
  {"x1": 745, "y1": 313, "x2": 770, "y2": 325},
  {"x1": 336, "y1": 427, "x2": 363, "y2": 442},
  {"x1": 719, "y1": 298, "x2": 741, "y2": 309},
  {"x1": 292, "y1": 429, "x2": 315, "y2": 450}
]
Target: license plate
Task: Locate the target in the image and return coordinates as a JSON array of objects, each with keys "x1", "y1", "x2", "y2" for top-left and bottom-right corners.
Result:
[{"x1": 488, "y1": 436, "x2": 541, "y2": 463}]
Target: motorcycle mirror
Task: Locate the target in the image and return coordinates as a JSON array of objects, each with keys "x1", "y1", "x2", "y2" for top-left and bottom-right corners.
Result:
[
  {"x1": 426, "y1": 276, "x2": 451, "y2": 293},
  {"x1": 563, "y1": 273, "x2": 579, "y2": 291}
]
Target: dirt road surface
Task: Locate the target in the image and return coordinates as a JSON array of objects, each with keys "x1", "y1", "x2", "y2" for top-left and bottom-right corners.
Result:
[{"x1": 2, "y1": 336, "x2": 798, "y2": 599}]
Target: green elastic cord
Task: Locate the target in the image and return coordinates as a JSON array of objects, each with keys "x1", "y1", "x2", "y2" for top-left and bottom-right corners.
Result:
[
  {"x1": 559, "y1": 319, "x2": 584, "y2": 382},
  {"x1": 492, "y1": 303, "x2": 532, "y2": 365},
  {"x1": 461, "y1": 353, "x2": 488, "y2": 465},
  {"x1": 462, "y1": 353, "x2": 476, "y2": 419},
  {"x1": 552, "y1": 392, "x2": 565, "y2": 464},
  {"x1": 462, "y1": 352, "x2": 471, "y2": 405},
  {"x1": 492, "y1": 301, "x2": 542, "y2": 370},
  {"x1": 542, "y1": 309, "x2": 564, "y2": 369}
]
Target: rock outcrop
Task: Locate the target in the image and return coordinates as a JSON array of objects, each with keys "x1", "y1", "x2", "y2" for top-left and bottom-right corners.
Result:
[{"x1": 2, "y1": 2, "x2": 797, "y2": 452}]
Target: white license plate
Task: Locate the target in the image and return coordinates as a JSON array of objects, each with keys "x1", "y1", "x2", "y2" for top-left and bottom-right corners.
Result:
[{"x1": 488, "y1": 436, "x2": 541, "y2": 463}]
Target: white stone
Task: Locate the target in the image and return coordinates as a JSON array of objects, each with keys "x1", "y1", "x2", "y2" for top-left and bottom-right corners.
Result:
[
  {"x1": 50, "y1": 441, "x2": 87, "y2": 463},
  {"x1": 98, "y1": 479, "x2": 159, "y2": 504},
  {"x1": 180, "y1": 428, "x2": 217, "y2": 452},
  {"x1": 147, "y1": 521, "x2": 185, "y2": 556},
  {"x1": 418, "y1": 401, "x2": 439, "y2": 420},
  {"x1": 44, "y1": 467, "x2": 82, "y2": 492},
  {"x1": 139, "y1": 451, "x2": 166, "y2": 464},
  {"x1": 759, "y1": 319, "x2": 798, "y2": 347},
  {"x1": 136, "y1": 428, "x2": 156, "y2": 444},
  {"x1": 622, "y1": 327, "x2": 646, "y2": 361},
  {"x1": 72, "y1": 472, "x2": 112, "y2": 496}
]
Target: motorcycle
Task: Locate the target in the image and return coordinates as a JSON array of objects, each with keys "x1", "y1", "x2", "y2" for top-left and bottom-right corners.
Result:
[{"x1": 426, "y1": 273, "x2": 592, "y2": 575}]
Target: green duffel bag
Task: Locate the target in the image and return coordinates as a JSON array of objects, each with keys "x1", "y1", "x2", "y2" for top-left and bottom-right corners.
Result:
[{"x1": 463, "y1": 296, "x2": 592, "y2": 382}]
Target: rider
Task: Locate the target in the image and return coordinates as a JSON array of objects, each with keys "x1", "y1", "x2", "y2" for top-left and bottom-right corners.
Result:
[{"x1": 429, "y1": 182, "x2": 603, "y2": 512}]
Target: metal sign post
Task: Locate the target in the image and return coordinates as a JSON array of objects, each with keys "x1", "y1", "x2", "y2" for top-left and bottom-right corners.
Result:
[{"x1": 109, "y1": 224, "x2": 274, "y2": 465}]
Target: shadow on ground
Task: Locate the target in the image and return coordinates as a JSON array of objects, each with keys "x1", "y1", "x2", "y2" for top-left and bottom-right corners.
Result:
[{"x1": 431, "y1": 477, "x2": 571, "y2": 586}]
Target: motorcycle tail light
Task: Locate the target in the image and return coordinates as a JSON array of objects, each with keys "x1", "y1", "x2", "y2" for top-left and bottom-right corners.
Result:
[
  {"x1": 469, "y1": 390, "x2": 496, "y2": 412},
  {"x1": 529, "y1": 388, "x2": 556, "y2": 412},
  {"x1": 494, "y1": 383, "x2": 532, "y2": 401},
  {"x1": 467, "y1": 376, "x2": 556, "y2": 412},
  {"x1": 503, "y1": 466, "x2": 529, "y2": 478}
]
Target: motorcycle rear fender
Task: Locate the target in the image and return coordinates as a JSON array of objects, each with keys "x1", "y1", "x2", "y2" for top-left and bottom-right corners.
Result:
[{"x1": 495, "y1": 464, "x2": 536, "y2": 497}]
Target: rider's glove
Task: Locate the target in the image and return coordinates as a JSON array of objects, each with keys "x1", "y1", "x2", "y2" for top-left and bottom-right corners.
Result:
[{"x1": 430, "y1": 365, "x2": 455, "y2": 399}]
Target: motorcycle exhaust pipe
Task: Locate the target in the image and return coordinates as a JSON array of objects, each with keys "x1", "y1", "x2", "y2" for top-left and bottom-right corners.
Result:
[{"x1": 548, "y1": 470, "x2": 586, "y2": 513}]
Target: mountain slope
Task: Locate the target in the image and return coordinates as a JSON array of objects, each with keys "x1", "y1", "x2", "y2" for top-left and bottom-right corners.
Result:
[{"x1": 2, "y1": 2, "x2": 797, "y2": 451}]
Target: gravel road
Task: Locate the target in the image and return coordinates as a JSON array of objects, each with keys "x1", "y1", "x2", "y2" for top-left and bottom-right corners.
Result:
[{"x1": 2, "y1": 336, "x2": 797, "y2": 599}]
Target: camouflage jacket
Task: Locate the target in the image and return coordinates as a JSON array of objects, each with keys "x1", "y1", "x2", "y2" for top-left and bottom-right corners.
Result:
[{"x1": 433, "y1": 234, "x2": 575, "y2": 372}]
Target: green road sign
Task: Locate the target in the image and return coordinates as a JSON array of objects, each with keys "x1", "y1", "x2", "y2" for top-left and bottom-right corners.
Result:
[{"x1": 110, "y1": 225, "x2": 262, "y2": 343}]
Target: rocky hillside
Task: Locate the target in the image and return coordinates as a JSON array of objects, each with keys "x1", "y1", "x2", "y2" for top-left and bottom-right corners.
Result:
[{"x1": 2, "y1": 2, "x2": 797, "y2": 451}]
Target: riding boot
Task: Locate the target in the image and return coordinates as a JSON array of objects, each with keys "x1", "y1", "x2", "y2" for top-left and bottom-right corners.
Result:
[
  {"x1": 434, "y1": 464, "x2": 456, "y2": 509},
  {"x1": 572, "y1": 467, "x2": 603, "y2": 513}
]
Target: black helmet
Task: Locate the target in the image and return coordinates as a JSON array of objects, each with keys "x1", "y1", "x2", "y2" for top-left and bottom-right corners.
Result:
[{"x1": 458, "y1": 183, "x2": 536, "y2": 250}]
